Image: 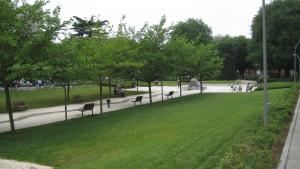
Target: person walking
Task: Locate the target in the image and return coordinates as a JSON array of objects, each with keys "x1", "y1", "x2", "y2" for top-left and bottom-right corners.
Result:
[{"x1": 106, "y1": 97, "x2": 111, "y2": 108}]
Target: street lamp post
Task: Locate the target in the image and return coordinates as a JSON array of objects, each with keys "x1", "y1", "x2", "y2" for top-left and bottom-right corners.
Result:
[
  {"x1": 294, "y1": 40, "x2": 300, "y2": 83},
  {"x1": 262, "y1": 0, "x2": 269, "y2": 126}
]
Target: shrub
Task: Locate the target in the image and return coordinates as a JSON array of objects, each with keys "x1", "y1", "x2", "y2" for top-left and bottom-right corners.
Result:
[{"x1": 215, "y1": 88, "x2": 298, "y2": 169}]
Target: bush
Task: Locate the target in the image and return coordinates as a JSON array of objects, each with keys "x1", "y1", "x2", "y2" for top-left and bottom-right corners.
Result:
[{"x1": 215, "y1": 88, "x2": 298, "y2": 169}]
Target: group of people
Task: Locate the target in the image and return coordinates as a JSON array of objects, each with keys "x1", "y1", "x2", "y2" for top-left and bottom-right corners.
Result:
[
  {"x1": 230, "y1": 84, "x2": 243, "y2": 92},
  {"x1": 230, "y1": 83, "x2": 253, "y2": 92}
]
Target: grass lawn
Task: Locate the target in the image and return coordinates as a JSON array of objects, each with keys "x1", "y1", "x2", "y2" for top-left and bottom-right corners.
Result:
[
  {"x1": 203, "y1": 80, "x2": 240, "y2": 84},
  {"x1": 0, "y1": 86, "x2": 142, "y2": 113},
  {"x1": 256, "y1": 81, "x2": 293, "y2": 90},
  {"x1": 0, "y1": 89, "x2": 287, "y2": 169}
]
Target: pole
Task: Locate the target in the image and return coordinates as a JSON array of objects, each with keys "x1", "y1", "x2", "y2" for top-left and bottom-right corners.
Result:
[
  {"x1": 298, "y1": 56, "x2": 300, "y2": 82},
  {"x1": 99, "y1": 78, "x2": 103, "y2": 115},
  {"x1": 294, "y1": 40, "x2": 300, "y2": 82},
  {"x1": 179, "y1": 77, "x2": 182, "y2": 98},
  {"x1": 161, "y1": 81, "x2": 164, "y2": 102},
  {"x1": 64, "y1": 84, "x2": 68, "y2": 120},
  {"x1": 108, "y1": 77, "x2": 112, "y2": 97},
  {"x1": 262, "y1": 0, "x2": 269, "y2": 126},
  {"x1": 294, "y1": 52, "x2": 297, "y2": 86}
]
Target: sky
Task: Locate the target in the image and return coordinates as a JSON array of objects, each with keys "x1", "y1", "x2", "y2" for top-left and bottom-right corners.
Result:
[{"x1": 45, "y1": 0, "x2": 272, "y2": 38}]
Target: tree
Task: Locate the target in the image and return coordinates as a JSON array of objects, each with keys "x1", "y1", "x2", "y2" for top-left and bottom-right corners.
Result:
[
  {"x1": 171, "y1": 18, "x2": 213, "y2": 45},
  {"x1": 0, "y1": 0, "x2": 62, "y2": 133},
  {"x1": 165, "y1": 37, "x2": 196, "y2": 97},
  {"x1": 137, "y1": 16, "x2": 171, "y2": 103},
  {"x1": 79, "y1": 36, "x2": 109, "y2": 115},
  {"x1": 103, "y1": 36, "x2": 141, "y2": 90},
  {"x1": 214, "y1": 36, "x2": 251, "y2": 79},
  {"x1": 192, "y1": 44, "x2": 223, "y2": 93},
  {"x1": 250, "y1": 0, "x2": 300, "y2": 73},
  {"x1": 70, "y1": 15, "x2": 109, "y2": 114},
  {"x1": 48, "y1": 38, "x2": 83, "y2": 120},
  {"x1": 71, "y1": 16, "x2": 108, "y2": 38}
]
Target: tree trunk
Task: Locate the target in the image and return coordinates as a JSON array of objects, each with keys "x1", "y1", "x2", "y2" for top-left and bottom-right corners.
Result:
[
  {"x1": 108, "y1": 77, "x2": 112, "y2": 97},
  {"x1": 4, "y1": 84, "x2": 15, "y2": 133},
  {"x1": 199, "y1": 75, "x2": 203, "y2": 94},
  {"x1": 161, "y1": 81, "x2": 164, "y2": 102},
  {"x1": 148, "y1": 81, "x2": 152, "y2": 104},
  {"x1": 179, "y1": 76, "x2": 182, "y2": 98},
  {"x1": 99, "y1": 78, "x2": 103, "y2": 115},
  {"x1": 67, "y1": 83, "x2": 70, "y2": 102},
  {"x1": 136, "y1": 80, "x2": 139, "y2": 92},
  {"x1": 64, "y1": 84, "x2": 68, "y2": 120}
]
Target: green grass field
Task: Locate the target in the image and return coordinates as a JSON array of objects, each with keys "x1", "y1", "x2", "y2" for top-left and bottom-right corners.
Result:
[
  {"x1": 257, "y1": 81, "x2": 294, "y2": 90},
  {"x1": 0, "y1": 86, "x2": 142, "y2": 113},
  {"x1": 0, "y1": 89, "x2": 288, "y2": 169},
  {"x1": 203, "y1": 80, "x2": 240, "y2": 84}
]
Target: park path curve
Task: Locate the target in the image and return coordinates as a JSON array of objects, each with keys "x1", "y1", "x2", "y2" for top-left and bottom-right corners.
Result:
[
  {"x1": 0, "y1": 84, "x2": 252, "y2": 133},
  {"x1": 0, "y1": 84, "x2": 253, "y2": 169}
]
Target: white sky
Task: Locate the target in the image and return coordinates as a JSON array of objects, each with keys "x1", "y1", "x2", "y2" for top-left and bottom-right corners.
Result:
[{"x1": 45, "y1": 0, "x2": 272, "y2": 38}]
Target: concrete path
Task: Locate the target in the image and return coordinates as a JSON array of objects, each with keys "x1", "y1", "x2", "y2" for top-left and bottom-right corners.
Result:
[
  {"x1": 278, "y1": 96, "x2": 300, "y2": 169},
  {"x1": 0, "y1": 159, "x2": 52, "y2": 169},
  {"x1": 0, "y1": 84, "x2": 253, "y2": 134}
]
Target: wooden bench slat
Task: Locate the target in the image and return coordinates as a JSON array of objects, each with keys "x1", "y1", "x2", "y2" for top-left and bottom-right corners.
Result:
[
  {"x1": 79, "y1": 103, "x2": 95, "y2": 116},
  {"x1": 13, "y1": 101, "x2": 28, "y2": 111},
  {"x1": 132, "y1": 96, "x2": 143, "y2": 105}
]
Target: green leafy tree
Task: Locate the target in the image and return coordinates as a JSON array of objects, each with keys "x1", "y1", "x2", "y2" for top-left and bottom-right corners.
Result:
[
  {"x1": 0, "y1": 0, "x2": 62, "y2": 133},
  {"x1": 103, "y1": 36, "x2": 141, "y2": 91},
  {"x1": 137, "y1": 16, "x2": 171, "y2": 103},
  {"x1": 165, "y1": 37, "x2": 196, "y2": 97},
  {"x1": 192, "y1": 44, "x2": 224, "y2": 93},
  {"x1": 71, "y1": 16, "x2": 108, "y2": 38},
  {"x1": 171, "y1": 18, "x2": 213, "y2": 45},
  {"x1": 250, "y1": 0, "x2": 300, "y2": 73},
  {"x1": 214, "y1": 35, "x2": 251, "y2": 79},
  {"x1": 70, "y1": 15, "x2": 109, "y2": 114},
  {"x1": 79, "y1": 36, "x2": 109, "y2": 114},
  {"x1": 48, "y1": 38, "x2": 83, "y2": 120}
]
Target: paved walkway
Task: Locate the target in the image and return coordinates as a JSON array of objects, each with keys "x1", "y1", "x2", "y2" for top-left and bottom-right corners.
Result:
[
  {"x1": 0, "y1": 84, "x2": 252, "y2": 134},
  {"x1": 0, "y1": 159, "x2": 52, "y2": 169},
  {"x1": 278, "y1": 96, "x2": 300, "y2": 169}
]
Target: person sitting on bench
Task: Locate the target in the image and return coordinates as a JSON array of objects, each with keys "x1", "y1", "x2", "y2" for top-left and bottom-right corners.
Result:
[
  {"x1": 131, "y1": 96, "x2": 143, "y2": 105},
  {"x1": 114, "y1": 87, "x2": 125, "y2": 97}
]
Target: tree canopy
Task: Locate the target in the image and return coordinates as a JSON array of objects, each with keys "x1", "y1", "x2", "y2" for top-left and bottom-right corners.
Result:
[
  {"x1": 0, "y1": 0, "x2": 62, "y2": 132},
  {"x1": 171, "y1": 18, "x2": 213, "y2": 45},
  {"x1": 214, "y1": 35, "x2": 251, "y2": 79},
  {"x1": 250, "y1": 0, "x2": 300, "y2": 71}
]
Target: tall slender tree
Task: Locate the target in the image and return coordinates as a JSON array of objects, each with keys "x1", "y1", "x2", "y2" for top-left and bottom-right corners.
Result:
[
  {"x1": 165, "y1": 37, "x2": 196, "y2": 97},
  {"x1": 137, "y1": 16, "x2": 171, "y2": 103},
  {"x1": 0, "y1": 0, "x2": 62, "y2": 133}
]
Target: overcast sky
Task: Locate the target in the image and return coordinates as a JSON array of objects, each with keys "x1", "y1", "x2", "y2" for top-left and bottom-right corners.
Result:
[{"x1": 46, "y1": 0, "x2": 272, "y2": 38}]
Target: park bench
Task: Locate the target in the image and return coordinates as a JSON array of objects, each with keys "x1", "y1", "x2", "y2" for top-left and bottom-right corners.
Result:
[
  {"x1": 78, "y1": 103, "x2": 95, "y2": 116},
  {"x1": 246, "y1": 85, "x2": 254, "y2": 92},
  {"x1": 114, "y1": 87, "x2": 126, "y2": 97},
  {"x1": 13, "y1": 101, "x2": 28, "y2": 111},
  {"x1": 73, "y1": 95, "x2": 82, "y2": 103},
  {"x1": 165, "y1": 91, "x2": 174, "y2": 99},
  {"x1": 131, "y1": 96, "x2": 143, "y2": 105}
]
